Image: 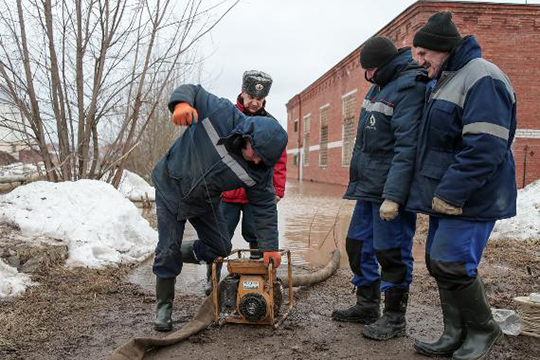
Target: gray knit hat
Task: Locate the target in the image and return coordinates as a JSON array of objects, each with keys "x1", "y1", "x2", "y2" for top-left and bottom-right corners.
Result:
[
  {"x1": 413, "y1": 12, "x2": 462, "y2": 52},
  {"x1": 360, "y1": 36, "x2": 398, "y2": 69},
  {"x1": 242, "y1": 70, "x2": 273, "y2": 98}
]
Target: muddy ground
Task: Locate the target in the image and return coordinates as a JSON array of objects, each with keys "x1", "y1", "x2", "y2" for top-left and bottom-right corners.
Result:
[{"x1": 1, "y1": 215, "x2": 539, "y2": 360}]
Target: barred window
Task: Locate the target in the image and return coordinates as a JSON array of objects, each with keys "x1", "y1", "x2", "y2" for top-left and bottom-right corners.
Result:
[
  {"x1": 342, "y1": 92, "x2": 357, "y2": 166},
  {"x1": 319, "y1": 105, "x2": 329, "y2": 167},
  {"x1": 303, "y1": 114, "x2": 310, "y2": 166}
]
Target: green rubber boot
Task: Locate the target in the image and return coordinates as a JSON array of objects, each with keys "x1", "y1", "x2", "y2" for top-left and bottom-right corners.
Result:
[
  {"x1": 414, "y1": 284, "x2": 465, "y2": 357},
  {"x1": 154, "y1": 277, "x2": 175, "y2": 332},
  {"x1": 180, "y1": 240, "x2": 199, "y2": 264},
  {"x1": 451, "y1": 279, "x2": 502, "y2": 360}
]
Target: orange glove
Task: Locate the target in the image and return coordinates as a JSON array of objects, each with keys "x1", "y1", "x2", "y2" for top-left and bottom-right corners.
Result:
[
  {"x1": 263, "y1": 251, "x2": 282, "y2": 268},
  {"x1": 172, "y1": 102, "x2": 198, "y2": 126}
]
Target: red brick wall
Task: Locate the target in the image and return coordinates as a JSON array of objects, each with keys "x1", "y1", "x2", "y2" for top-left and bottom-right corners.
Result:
[{"x1": 286, "y1": 1, "x2": 540, "y2": 189}]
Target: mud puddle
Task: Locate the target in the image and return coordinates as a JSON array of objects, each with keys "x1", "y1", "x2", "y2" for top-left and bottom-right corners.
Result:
[{"x1": 130, "y1": 180, "x2": 425, "y2": 294}]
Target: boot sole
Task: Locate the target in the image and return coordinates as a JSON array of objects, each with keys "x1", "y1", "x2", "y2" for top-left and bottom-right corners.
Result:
[
  {"x1": 154, "y1": 323, "x2": 173, "y2": 332},
  {"x1": 414, "y1": 342, "x2": 456, "y2": 358},
  {"x1": 331, "y1": 314, "x2": 378, "y2": 324},
  {"x1": 453, "y1": 329, "x2": 502, "y2": 360},
  {"x1": 363, "y1": 327, "x2": 406, "y2": 341}
]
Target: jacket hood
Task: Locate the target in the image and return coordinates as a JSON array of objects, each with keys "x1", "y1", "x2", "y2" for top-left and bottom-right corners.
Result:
[
  {"x1": 374, "y1": 47, "x2": 416, "y2": 87},
  {"x1": 233, "y1": 116, "x2": 288, "y2": 167}
]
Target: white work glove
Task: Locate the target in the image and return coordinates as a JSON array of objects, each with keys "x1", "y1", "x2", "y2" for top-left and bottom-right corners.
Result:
[
  {"x1": 379, "y1": 199, "x2": 399, "y2": 221},
  {"x1": 432, "y1": 196, "x2": 463, "y2": 215}
]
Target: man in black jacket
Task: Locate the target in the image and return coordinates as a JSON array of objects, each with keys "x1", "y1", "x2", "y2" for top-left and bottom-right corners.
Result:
[{"x1": 332, "y1": 37, "x2": 427, "y2": 341}]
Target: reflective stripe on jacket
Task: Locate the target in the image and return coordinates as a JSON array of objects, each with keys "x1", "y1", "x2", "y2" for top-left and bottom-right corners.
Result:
[
  {"x1": 222, "y1": 96, "x2": 287, "y2": 203},
  {"x1": 406, "y1": 36, "x2": 517, "y2": 221},
  {"x1": 344, "y1": 48, "x2": 428, "y2": 205},
  {"x1": 151, "y1": 85, "x2": 288, "y2": 250}
]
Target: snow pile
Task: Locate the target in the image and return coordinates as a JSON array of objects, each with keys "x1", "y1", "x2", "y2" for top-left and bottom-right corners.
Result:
[
  {"x1": 491, "y1": 180, "x2": 540, "y2": 241},
  {"x1": 0, "y1": 180, "x2": 158, "y2": 268},
  {"x1": 117, "y1": 170, "x2": 155, "y2": 201},
  {"x1": 0, "y1": 259, "x2": 35, "y2": 298}
]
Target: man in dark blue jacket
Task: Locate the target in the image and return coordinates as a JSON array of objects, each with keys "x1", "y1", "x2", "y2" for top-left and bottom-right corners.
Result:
[
  {"x1": 408, "y1": 12, "x2": 517, "y2": 360},
  {"x1": 332, "y1": 36, "x2": 427, "y2": 341},
  {"x1": 150, "y1": 84, "x2": 287, "y2": 331}
]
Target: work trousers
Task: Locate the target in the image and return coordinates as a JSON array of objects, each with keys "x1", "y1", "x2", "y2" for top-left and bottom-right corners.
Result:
[
  {"x1": 220, "y1": 201, "x2": 257, "y2": 246},
  {"x1": 347, "y1": 200, "x2": 416, "y2": 291},
  {"x1": 153, "y1": 191, "x2": 231, "y2": 279},
  {"x1": 425, "y1": 216, "x2": 495, "y2": 290}
]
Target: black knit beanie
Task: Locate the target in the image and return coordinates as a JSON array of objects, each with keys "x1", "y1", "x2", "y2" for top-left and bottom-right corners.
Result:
[
  {"x1": 413, "y1": 12, "x2": 462, "y2": 52},
  {"x1": 360, "y1": 36, "x2": 398, "y2": 69}
]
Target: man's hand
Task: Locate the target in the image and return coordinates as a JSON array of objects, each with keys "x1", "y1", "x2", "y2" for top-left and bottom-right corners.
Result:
[
  {"x1": 432, "y1": 196, "x2": 463, "y2": 215},
  {"x1": 379, "y1": 199, "x2": 399, "y2": 221},
  {"x1": 276, "y1": 196, "x2": 282, "y2": 204},
  {"x1": 263, "y1": 251, "x2": 282, "y2": 268},
  {"x1": 172, "y1": 102, "x2": 198, "y2": 126}
]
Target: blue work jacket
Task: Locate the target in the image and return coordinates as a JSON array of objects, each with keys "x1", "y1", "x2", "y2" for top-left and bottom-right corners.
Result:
[
  {"x1": 344, "y1": 48, "x2": 428, "y2": 205},
  {"x1": 152, "y1": 85, "x2": 288, "y2": 250},
  {"x1": 406, "y1": 36, "x2": 517, "y2": 221}
]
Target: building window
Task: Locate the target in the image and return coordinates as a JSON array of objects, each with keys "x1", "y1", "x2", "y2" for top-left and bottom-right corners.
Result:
[
  {"x1": 294, "y1": 119, "x2": 299, "y2": 132},
  {"x1": 319, "y1": 104, "x2": 329, "y2": 167},
  {"x1": 342, "y1": 91, "x2": 357, "y2": 166},
  {"x1": 293, "y1": 154, "x2": 298, "y2": 166},
  {"x1": 303, "y1": 114, "x2": 310, "y2": 166}
]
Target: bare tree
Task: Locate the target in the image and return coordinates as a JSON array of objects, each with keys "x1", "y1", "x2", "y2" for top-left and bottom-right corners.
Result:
[
  {"x1": 0, "y1": 0, "x2": 238, "y2": 185},
  {"x1": 123, "y1": 66, "x2": 192, "y2": 183}
]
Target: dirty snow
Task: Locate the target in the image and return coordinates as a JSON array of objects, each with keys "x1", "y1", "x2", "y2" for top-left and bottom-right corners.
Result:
[
  {"x1": 491, "y1": 180, "x2": 540, "y2": 241},
  {"x1": 0, "y1": 180, "x2": 158, "y2": 270},
  {"x1": 0, "y1": 258, "x2": 35, "y2": 298}
]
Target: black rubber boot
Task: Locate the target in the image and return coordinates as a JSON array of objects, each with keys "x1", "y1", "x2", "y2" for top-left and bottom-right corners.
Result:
[
  {"x1": 204, "y1": 262, "x2": 223, "y2": 296},
  {"x1": 363, "y1": 287, "x2": 408, "y2": 340},
  {"x1": 414, "y1": 285, "x2": 465, "y2": 357},
  {"x1": 332, "y1": 280, "x2": 381, "y2": 324},
  {"x1": 451, "y1": 279, "x2": 502, "y2": 360},
  {"x1": 249, "y1": 241, "x2": 262, "y2": 260},
  {"x1": 180, "y1": 240, "x2": 199, "y2": 264},
  {"x1": 154, "y1": 277, "x2": 175, "y2": 332}
]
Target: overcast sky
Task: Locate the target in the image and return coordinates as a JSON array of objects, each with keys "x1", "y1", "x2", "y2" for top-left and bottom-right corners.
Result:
[{"x1": 197, "y1": 0, "x2": 538, "y2": 128}]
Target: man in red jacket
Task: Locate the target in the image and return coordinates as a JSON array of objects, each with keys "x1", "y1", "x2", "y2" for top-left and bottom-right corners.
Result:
[{"x1": 205, "y1": 70, "x2": 287, "y2": 295}]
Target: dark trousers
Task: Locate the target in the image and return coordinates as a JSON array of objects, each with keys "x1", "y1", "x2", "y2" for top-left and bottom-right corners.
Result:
[
  {"x1": 425, "y1": 216, "x2": 495, "y2": 290},
  {"x1": 152, "y1": 191, "x2": 231, "y2": 279},
  {"x1": 220, "y1": 201, "x2": 257, "y2": 246},
  {"x1": 347, "y1": 200, "x2": 416, "y2": 291}
]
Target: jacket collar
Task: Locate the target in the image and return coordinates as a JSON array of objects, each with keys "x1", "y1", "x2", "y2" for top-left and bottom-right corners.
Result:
[
  {"x1": 236, "y1": 94, "x2": 268, "y2": 116},
  {"x1": 437, "y1": 35, "x2": 482, "y2": 78},
  {"x1": 373, "y1": 47, "x2": 414, "y2": 87}
]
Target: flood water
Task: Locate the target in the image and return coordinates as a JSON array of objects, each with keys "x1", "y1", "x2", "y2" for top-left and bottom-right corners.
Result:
[{"x1": 130, "y1": 179, "x2": 425, "y2": 294}]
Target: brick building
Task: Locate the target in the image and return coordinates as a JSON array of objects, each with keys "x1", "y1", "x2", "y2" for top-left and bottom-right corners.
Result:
[{"x1": 286, "y1": 0, "x2": 540, "y2": 188}]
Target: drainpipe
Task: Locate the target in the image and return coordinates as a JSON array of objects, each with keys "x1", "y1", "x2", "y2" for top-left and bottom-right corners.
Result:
[
  {"x1": 297, "y1": 94, "x2": 303, "y2": 181},
  {"x1": 522, "y1": 145, "x2": 535, "y2": 188},
  {"x1": 522, "y1": 145, "x2": 528, "y2": 188}
]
